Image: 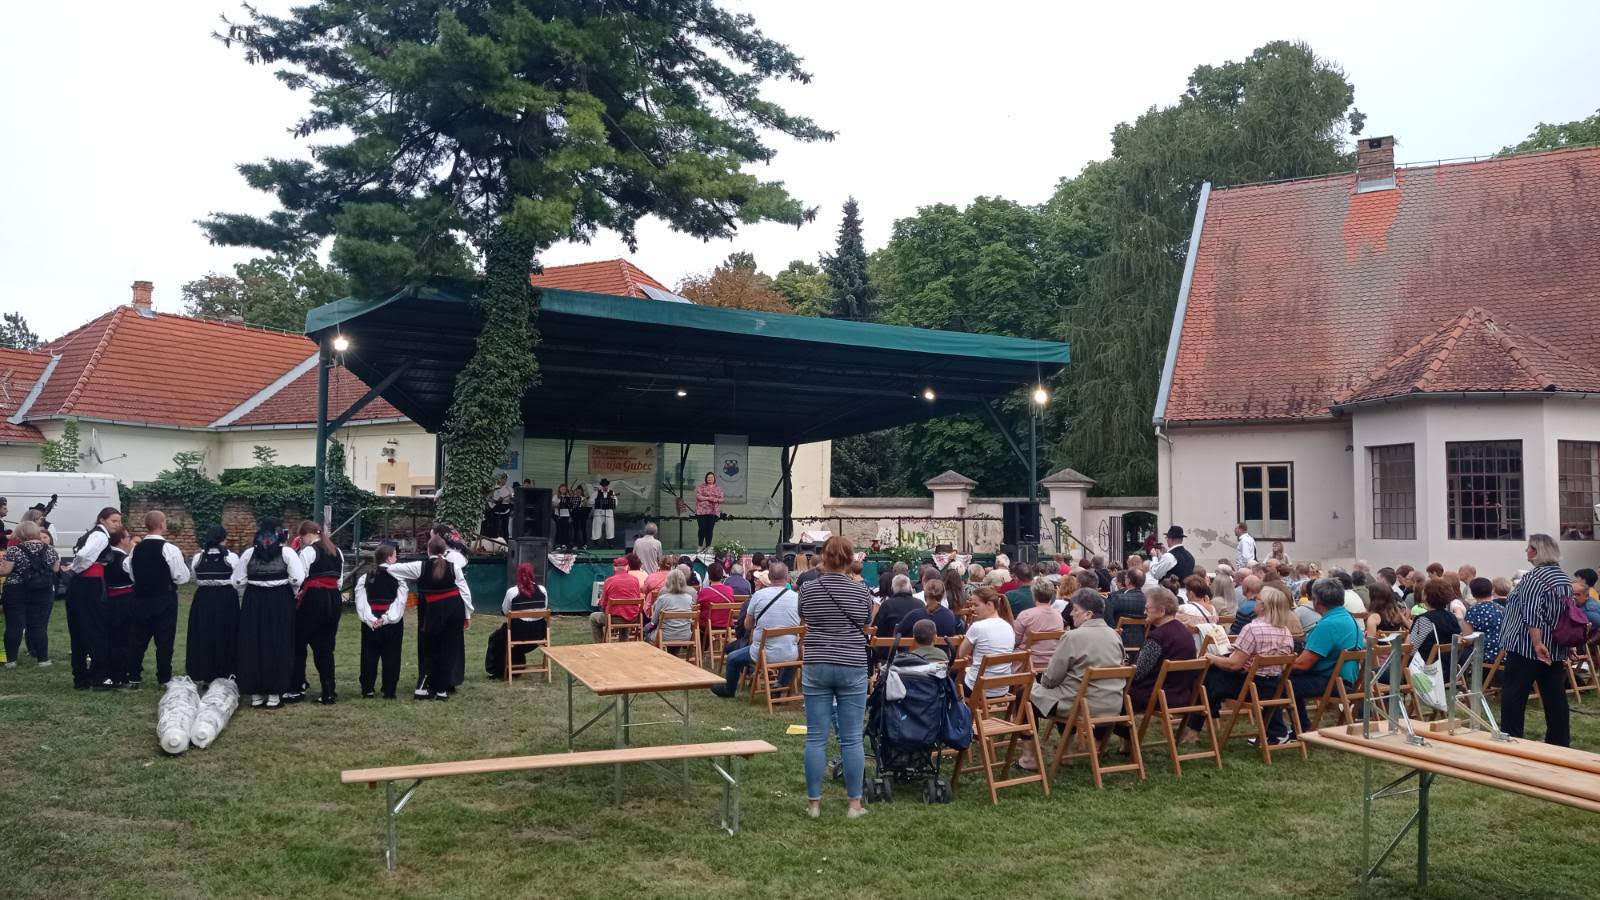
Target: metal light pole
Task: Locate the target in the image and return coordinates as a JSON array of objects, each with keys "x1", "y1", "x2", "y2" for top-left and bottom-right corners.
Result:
[
  {"x1": 313, "y1": 336, "x2": 330, "y2": 527},
  {"x1": 1030, "y1": 384, "x2": 1049, "y2": 551}
]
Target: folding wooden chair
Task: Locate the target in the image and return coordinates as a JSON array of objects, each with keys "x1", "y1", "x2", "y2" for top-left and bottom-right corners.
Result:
[
  {"x1": 750, "y1": 625, "x2": 805, "y2": 712},
  {"x1": 951, "y1": 651, "x2": 1048, "y2": 804},
  {"x1": 652, "y1": 609, "x2": 702, "y2": 667},
  {"x1": 1134, "y1": 656, "x2": 1220, "y2": 776},
  {"x1": 1022, "y1": 629, "x2": 1065, "y2": 671},
  {"x1": 1482, "y1": 648, "x2": 1506, "y2": 696},
  {"x1": 1566, "y1": 644, "x2": 1598, "y2": 703},
  {"x1": 1115, "y1": 617, "x2": 1147, "y2": 660},
  {"x1": 1048, "y1": 665, "x2": 1146, "y2": 787},
  {"x1": 602, "y1": 599, "x2": 644, "y2": 643},
  {"x1": 504, "y1": 609, "x2": 551, "y2": 683},
  {"x1": 1311, "y1": 649, "x2": 1367, "y2": 727},
  {"x1": 703, "y1": 600, "x2": 744, "y2": 669},
  {"x1": 1216, "y1": 654, "x2": 1307, "y2": 764}
]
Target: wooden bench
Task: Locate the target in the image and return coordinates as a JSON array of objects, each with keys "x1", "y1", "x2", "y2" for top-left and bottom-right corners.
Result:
[{"x1": 341, "y1": 739, "x2": 777, "y2": 871}]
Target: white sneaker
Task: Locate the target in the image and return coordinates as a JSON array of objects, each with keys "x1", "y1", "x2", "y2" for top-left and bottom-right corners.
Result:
[
  {"x1": 2, "y1": 662, "x2": 15, "y2": 669},
  {"x1": 36, "y1": 660, "x2": 52, "y2": 667},
  {"x1": 250, "y1": 694, "x2": 265, "y2": 708},
  {"x1": 266, "y1": 694, "x2": 282, "y2": 709}
]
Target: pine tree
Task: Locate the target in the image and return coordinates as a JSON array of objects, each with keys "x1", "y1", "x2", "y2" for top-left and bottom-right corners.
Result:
[
  {"x1": 1, "y1": 312, "x2": 41, "y2": 350},
  {"x1": 823, "y1": 197, "x2": 874, "y2": 320}
]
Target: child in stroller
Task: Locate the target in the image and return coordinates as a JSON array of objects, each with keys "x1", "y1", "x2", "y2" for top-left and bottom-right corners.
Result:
[{"x1": 862, "y1": 620, "x2": 969, "y2": 803}]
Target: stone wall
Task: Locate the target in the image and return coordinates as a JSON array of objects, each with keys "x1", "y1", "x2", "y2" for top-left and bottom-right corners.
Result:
[{"x1": 125, "y1": 498, "x2": 308, "y2": 556}]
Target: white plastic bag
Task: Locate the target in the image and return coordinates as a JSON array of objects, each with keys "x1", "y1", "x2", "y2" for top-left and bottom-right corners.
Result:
[
  {"x1": 157, "y1": 677, "x2": 201, "y2": 755},
  {"x1": 190, "y1": 677, "x2": 240, "y2": 750},
  {"x1": 1408, "y1": 652, "x2": 1447, "y2": 711}
]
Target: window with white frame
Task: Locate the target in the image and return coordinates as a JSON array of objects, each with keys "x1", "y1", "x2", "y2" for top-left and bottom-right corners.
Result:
[
  {"x1": 1238, "y1": 462, "x2": 1293, "y2": 540},
  {"x1": 1445, "y1": 441, "x2": 1523, "y2": 541},
  {"x1": 1370, "y1": 444, "x2": 1416, "y2": 540},
  {"x1": 1558, "y1": 440, "x2": 1600, "y2": 541}
]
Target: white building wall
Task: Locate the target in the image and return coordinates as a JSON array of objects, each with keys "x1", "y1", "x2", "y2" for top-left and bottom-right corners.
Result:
[
  {"x1": 0, "y1": 444, "x2": 40, "y2": 471},
  {"x1": 31, "y1": 421, "x2": 221, "y2": 483},
  {"x1": 1162, "y1": 421, "x2": 1356, "y2": 566},
  {"x1": 216, "y1": 423, "x2": 436, "y2": 494}
]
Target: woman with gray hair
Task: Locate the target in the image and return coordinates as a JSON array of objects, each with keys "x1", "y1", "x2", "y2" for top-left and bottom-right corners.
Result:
[
  {"x1": 0, "y1": 520, "x2": 60, "y2": 666},
  {"x1": 1499, "y1": 533, "x2": 1573, "y2": 747},
  {"x1": 646, "y1": 567, "x2": 696, "y2": 647}
]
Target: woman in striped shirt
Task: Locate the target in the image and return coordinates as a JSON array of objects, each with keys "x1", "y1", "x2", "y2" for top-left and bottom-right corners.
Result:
[
  {"x1": 1499, "y1": 534, "x2": 1572, "y2": 747},
  {"x1": 797, "y1": 535, "x2": 871, "y2": 819}
]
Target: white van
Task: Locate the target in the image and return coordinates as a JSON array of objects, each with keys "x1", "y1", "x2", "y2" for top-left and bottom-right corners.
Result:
[{"x1": 0, "y1": 471, "x2": 121, "y2": 550}]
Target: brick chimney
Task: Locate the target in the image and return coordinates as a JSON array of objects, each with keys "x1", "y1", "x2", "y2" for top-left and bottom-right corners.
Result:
[
  {"x1": 1356, "y1": 136, "x2": 1395, "y2": 193},
  {"x1": 130, "y1": 280, "x2": 154, "y2": 309}
]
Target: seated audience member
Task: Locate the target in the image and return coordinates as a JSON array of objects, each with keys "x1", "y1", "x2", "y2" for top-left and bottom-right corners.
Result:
[
  {"x1": 1230, "y1": 575, "x2": 1263, "y2": 634},
  {"x1": 1004, "y1": 563, "x2": 1035, "y2": 617},
  {"x1": 965, "y1": 563, "x2": 987, "y2": 593},
  {"x1": 589, "y1": 557, "x2": 644, "y2": 642},
  {"x1": 1103, "y1": 569, "x2": 1147, "y2": 643},
  {"x1": 1021, "y1": 589, "x2": 1125, "y2": 770},
  {"x1": 1120, "y1": 587, "x2": 1197, "y2": 744},
  {"x1": 1363, "y1": 580, "x2": 1412, "y2": 641},
  {"x1": 643, "y1": 554, "x2": 676, "y2": 599},
  {"x1": 956, "y1": 587, "x2": 1015, "y2": 697},
  {"x1": 1181, "y1": 585, "x2": 1298, "y2": 743},
  {"x1": 748, "y1": 552, "x2": 770, "y2": 589},
  {"x1": 1463, "y1": 576, "x2": 1505, "y2": 663},
  {"x1": 1269, "y1": 578, "x2": 1364, "y2": 742},
  {"x1": 872, "y1": 575, "x2": 921, "y2": 641},
  {"x1": 710, "y1": 563, "x2": 798, "y2": 697},
  {"x1": 724, "y1": 563, "x2": 754, "y2": 597},
  {"x1": 1013, "y1": 577, "x2": 1065, "y2": 672},
  {"x1": 1329, "y1": 569, "x2": 1367, "y2": 615},
  {"x1": 912, "y1": 564, "x2": 940, "y2": 600},
  {"x1": 1573, "y1": 568, "x2": 1600, "y2": 630},
  {"x1": 908, "y1": 619, "x2": 947, "y2": 664},
  {"x1": 898, "y1": 579, "x2": 963, "y2": 639},
  {"x1": 1052, "y1": 573, "x2": 1079, "y2": 614},
  {"x1": 696, "y1": 562, "x2": 737, "y2": 638},
  {"x1": 875, "y1": 570, "x2": 897, "y2": 602},
  {"x1": 1176, "y1": 574, "x2": 1220, "y2": 645},
  {"x1": 941, "y1": 567, "x2": 966, "y2": 612},
  {"x1": 1210, "y1": 572, "x2": 1237, "y2": 619},
  {"x1": 1293, "y1": 579, "x2": 1323, "y2": 632},
  {"x1": 645, "y1": 567, "x2": 695, "y2": 645},
  {"x1": 1409, "y1": 577, "x2": 1472, "y2": 680}
]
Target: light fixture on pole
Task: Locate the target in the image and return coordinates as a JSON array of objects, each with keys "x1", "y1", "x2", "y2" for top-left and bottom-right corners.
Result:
[
  {"x1": 676, "y1": 388, "x2": 687, "y2": 398},
  {"x1": 332, "y1": 334, "x2": 350, "y2": 352},
  {"x1": 921, "y1": 387, "x2": 936, "y2": 402},
  {"x1": 1032, "y1": 385, "x2": 1049, "y2": 406}
]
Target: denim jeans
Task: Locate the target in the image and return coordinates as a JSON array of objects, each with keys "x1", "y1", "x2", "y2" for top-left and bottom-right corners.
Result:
[
  {"x1": 803, "y1": 662, "x2": 868, "y2": 800},
  {"x1": 1267, "y1": 670, "x2": 1331, "y2": 740},
  {"x1": 724, "y1": 645, "x2": 796, "y2": 693}
]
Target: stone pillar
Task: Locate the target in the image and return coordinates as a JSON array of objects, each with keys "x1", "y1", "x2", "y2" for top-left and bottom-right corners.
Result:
[
  {"x1": 1041, "y1": 467, "x2": 1095, "y2": 556},
  {"x1": 923, "y1": 469, "x2": 977, "y2": 518}
]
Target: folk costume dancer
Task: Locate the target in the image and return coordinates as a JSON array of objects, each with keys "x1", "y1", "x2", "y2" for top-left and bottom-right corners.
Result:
[
  {"x1": 354, "y1": 543, "x2": 406, "y2": 699},
  {"x1": 124, "y1": 511, "x2": 191, "y2": 688},
  {"x1": 232, "y1": 520, "x2": 306, "y2": 709},
  {"x1": 591, "y1": 479, "x2": 618, "y2": 547},
  {"x1": 102, "y1": 528, "x2": 135, "y2": 688},
  {"x1": 292, "y1": 521, "x2": 344, "y2": 704},
  {"x1": 187, "y1": 526, "x2": 240, "y2": 685},
  {"x1": 67, "y1": 507, "x2": 122, "y2": 690},
  {"x1": 389, "y1": 536, "x2": 472, "y2": 700}
]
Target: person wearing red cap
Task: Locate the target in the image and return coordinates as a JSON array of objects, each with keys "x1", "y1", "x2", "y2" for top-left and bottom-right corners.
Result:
[{"x1": 590, "y1": 556, "x2": 643, "y2": 642}]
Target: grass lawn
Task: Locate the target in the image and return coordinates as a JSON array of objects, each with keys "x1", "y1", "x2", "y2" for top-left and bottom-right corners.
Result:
[{"x1": 0, "y1": 590, "x2": 1595, "y2": 899}]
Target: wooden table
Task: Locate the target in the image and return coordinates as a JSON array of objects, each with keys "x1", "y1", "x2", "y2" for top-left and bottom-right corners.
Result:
[{"x1": 544, "y1": 642, "x2": 723, "y2": 802}]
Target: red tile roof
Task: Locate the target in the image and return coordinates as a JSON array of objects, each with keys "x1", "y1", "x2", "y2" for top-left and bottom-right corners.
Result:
[
  {"x1": 1163, "y1": 145, "x2": 1600, "y2": 422},
  {"x1": 530, "y1": 259, "x2": 668, "y2": 298},
  {"x1": 232, "y1": 362, "x2": 403, "y2": 426},
  {"x1": 0, "y1": 347, "x2": 49, "y2": 443},
  {"x1": 34, "y1": 307, "x2": 402, "y2": 428}
]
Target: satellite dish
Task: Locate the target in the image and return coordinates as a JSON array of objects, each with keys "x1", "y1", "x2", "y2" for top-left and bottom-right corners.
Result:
[{"x1": 88, "y1": 428, "x2": 128, "y2": 466}]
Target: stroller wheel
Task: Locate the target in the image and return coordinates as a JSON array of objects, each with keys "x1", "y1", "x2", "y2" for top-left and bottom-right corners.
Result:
[
  {"x1": 879, "y1": 777, "x2": 893, "y2": 803},
  {"x1": 936, "y1": 780, "x2": 953, "y2": 803},
  {"x1": 921, "y1": 780, "x2": 937, "y2": 804},
  {"x1": 828, "y1": 757, "x2": 844, "y2": 781}
]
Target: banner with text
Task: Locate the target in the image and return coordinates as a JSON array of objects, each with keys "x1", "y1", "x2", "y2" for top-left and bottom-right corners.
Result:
[
  {"x1": 713, "y1": 434, "x2": 748, "y2": 504},
  {"x1": 587, "y1": 443, "x2": 657, "y2": 477}
]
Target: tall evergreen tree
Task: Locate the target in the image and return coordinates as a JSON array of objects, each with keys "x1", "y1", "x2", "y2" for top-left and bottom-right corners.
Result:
[
  {"x1": 1, "y1": 312, "x2": 41, "y2": 350},
  {"x1": 204, "y1": 1, "x2": 828, "y2": 531},
  {"x1": 823, "y1": 197, "x2": 874, "y2": 320}
]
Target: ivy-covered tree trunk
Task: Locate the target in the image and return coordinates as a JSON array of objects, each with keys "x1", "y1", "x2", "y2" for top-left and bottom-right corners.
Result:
[{"x1": 435, "y1": 226, "x2": 541, "y2": 533}]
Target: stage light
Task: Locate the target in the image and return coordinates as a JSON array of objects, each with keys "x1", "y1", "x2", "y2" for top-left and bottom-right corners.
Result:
[
  {"x1": 1032, "y1": 385, "x2": 1049, "y2": 405},
  {"x1": 332, "y1": 335, "x2": 350, "y2": 352},
  {"x1": 676, "y1": 388, "x2": 687, "y2": 398},
  {"x1": 921, "y1": 387, "x2": 936, "y2": 402}
]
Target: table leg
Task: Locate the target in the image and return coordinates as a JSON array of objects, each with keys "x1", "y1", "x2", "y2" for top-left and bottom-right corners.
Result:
[
  {"x1": 1417, "y1": 771, "x2": 1433, "y2": 888},
  {"x1": 1361, "y1": 757, "x2": 1371, "y2": 880},
  {"x1": 682, "y1": 689, "x2": 692, "y2": 786},
  {"x1": 566, "y1": 670, "x2": 575, "y2": 752},
  {"x1": 614, "y1": 694, "x2": 626, "y2": 805}
]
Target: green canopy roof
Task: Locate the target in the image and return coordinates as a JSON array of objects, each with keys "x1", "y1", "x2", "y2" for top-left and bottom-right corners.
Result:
[{"x1": 306, "y1": 283, "x2": 1068, "y2": 446}]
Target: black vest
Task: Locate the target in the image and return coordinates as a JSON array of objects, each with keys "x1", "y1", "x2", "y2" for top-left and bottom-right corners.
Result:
[
  {"x1": 417, "y1": 559, "x2": 458, "y2": 595},
  {"x1": 307, "y1": 543, "x2": 342, "y2": 579},
  {"x1": 195, "y1": 548, "x2": 233, "y2": 580},
  {"x1": 131, "y1": 539, "x2": 176, "y2": 597},
  {"x1": 74, "y1": 525, "x2": 116, "y2": 568},
  {"x1": 366, "y1": 567, "x2": 401, "y2": 614},
  {"x1": 509, "y1": 587, "x2": 545, "y2": 612},
  {"x1": 246, "y1": 544, "x2": 289, "y2": 581},
  {"x1": 594, "y1": 489, "x2": 616, "y2": 510},
  {"x1": 104, "y1": 549, "x2": 134, "y2": 593},
  {"x1": 1170, "y1": 545, "x2": 1195, "y2": 580}
]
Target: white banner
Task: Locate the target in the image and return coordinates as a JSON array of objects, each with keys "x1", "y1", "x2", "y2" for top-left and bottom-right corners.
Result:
[{"x1": 713, "y1": 434, "x2": 748, "y2": 504}]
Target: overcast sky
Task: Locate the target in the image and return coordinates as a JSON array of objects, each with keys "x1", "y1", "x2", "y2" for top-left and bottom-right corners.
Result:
[{"x1": 3, "y1": 1, "x2": 1597, "y2": 340}]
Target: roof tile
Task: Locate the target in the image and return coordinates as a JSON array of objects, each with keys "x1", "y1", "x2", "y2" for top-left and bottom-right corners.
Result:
[{"x1": 530, "y1": 259, "x2": 667, "y2": 298}]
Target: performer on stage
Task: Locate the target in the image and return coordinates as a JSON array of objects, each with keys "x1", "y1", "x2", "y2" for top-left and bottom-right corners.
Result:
[
  {"x1": 485, "y1": 563, "x2": 547, "y2": 678},
  {"x1": 232, "y1": 518, "x2": 306, "y2": 709},
  {"x1": 102, "y1": 528, "x2": 135, "y2": 688},
  {"x1": 186, "y1": 525, "x2": 240, "y2": 686},
  {"x1": 291, "y1": 521, "x2": 344, "y2": 704},
  {"x1": 388, "y1": 536, "x2": 472, "y2": 700},
  {"x1": 571, "y1": 484, "x2": 592, "y2": 551},
  {"x1": 554, "y1": 484, "x2": 577, "y2": 548},
  {"x1": 67, "y1": 507, "x2": 121, "y2": 690},
  {"x1": 124, "y1": 510, "x2": 191, "y2": 689},
  {"x1": 354, "y1": 543, "x2": 405, "y2": 699},
  {"x1": 695, "y1": 471, "x2": 724, "y2": 552},
  {"x1": 591, "y1": 479, "x2": 618, "y2": 548}
]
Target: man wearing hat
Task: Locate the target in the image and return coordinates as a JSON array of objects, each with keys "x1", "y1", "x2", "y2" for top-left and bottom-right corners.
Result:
[
  {"x1": 590, "y1": 555, "x2": 644, "y2": 642},
  {"x1": 1150, "y1": 525, "x2": 1195, "y2": 582},
  {"x1": 591, "y1": 478, "x2": 618, "y2": 548}
]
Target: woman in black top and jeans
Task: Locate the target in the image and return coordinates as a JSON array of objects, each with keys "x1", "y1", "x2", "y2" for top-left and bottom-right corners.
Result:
[
  {"x1": 798, "y1": 535, "x2": 872, "y2": 819},
  {"x1": 0, "y1": 521, "x2": 60, "y2": 665}
]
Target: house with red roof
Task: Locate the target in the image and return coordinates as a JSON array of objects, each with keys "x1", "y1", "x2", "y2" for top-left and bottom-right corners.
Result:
[
  {"x1": 1, "y1": 259, "x2": 687, "y2": 498},
  {"x1": 1154, "y1": 139, "x2": 1600, "y2": 573}
]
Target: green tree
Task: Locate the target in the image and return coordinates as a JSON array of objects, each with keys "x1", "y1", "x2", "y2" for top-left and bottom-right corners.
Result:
[
  {"x1": 206, "y1": 1, "x2": 828, "y2": 532},
  {"x1": 181, "y1": 253, "x2": 349, "y2": 331},
  {"x1": 39, "y1": 418, "x2": 81, "y2": 472},
  {"x1": 771, "y1": 260, "x2": 830, "y2": 316},
  {"x1": 829, "y1": 430, "x2": 903, "y2": 497},
  {"x1": 823, "y1": 197, "x2": 875, "y2": 319},
  {"x1": 677, "y1": 262, "x2": 792, "y2": 312},
  {"x1": 1060, "y1": 40, "x2": 1361, "y2": 495},
  {"x1": 1, "y1": 312, "x2": 41, "y2": 350},
  {"x1": 1501, "y1": 109, "x2": 1600, "y2": 154}
]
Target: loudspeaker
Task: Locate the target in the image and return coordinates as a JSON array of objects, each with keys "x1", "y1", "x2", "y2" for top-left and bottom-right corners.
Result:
[
  {"x1": 513, "y1": 487, "x2": 553, "y2": 539},
  {"x1": 507, "y1": 537, "x2": 550, "y2": 584}
]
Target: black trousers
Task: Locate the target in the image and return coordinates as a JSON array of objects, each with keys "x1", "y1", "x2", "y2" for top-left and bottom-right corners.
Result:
[
  {"x1": 571, "y1": 509, "x2": 590, "y2": 549},
  {"x1": 123, "y1": 591, "x2": 178, "y2": 685},
  {"x1": 418, "y1": 595, "x2": 465, "y2": 696},
  {"x1": 555, "y1": 517, "x2": 573, "y2": 547},
  {"x1": 293, "y1": 588, "x2": 343, "y2": 698},
  {"x1": 360, "y1": 621, "x2": 404, "y2": 697},
  {"x1": 697, "y1": 514, "x2": 717, "y2": 546},
  {"x1": 66, "y1": 577, "x2": 109, "y2": 686},
  {"x1": 2, "y1": 585, "x2": 54, "y2": 662},
  {"x1": 1499, "y1": 651, "x2": 1570, "y2": 747}
]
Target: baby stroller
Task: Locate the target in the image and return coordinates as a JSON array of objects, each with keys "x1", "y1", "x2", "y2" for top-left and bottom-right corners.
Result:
[{"x1": 861, "y1": 641, "x2": 968, "y2": 803}]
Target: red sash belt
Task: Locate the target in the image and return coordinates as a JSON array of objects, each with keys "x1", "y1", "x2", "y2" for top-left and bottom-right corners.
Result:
[
  {"x1": 108, "y1": 585, "x2": 133, "y2": 597},
  {"x1": 423, "y1": 589, "x2": 461, "y2": 602},
  {"x1": 296, "y1": 574, "x2": 341, "y2": 605},
  {"x1": 83, "y1": 563, "x2": 105, "y2": 578}
]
